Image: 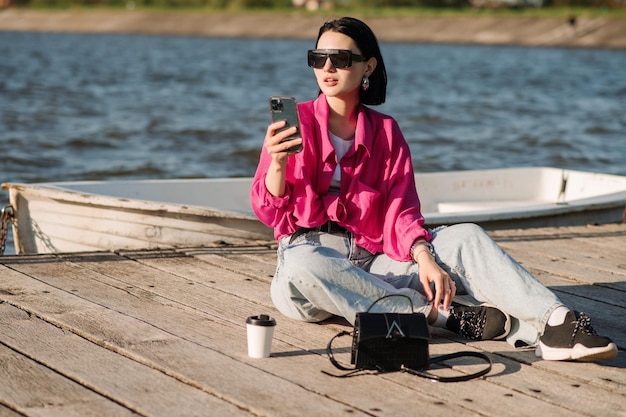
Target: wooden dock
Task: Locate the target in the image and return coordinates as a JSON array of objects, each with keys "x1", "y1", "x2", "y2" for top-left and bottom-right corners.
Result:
[{"x1": 1, "y1": 223, "x2": 624, "y2": 417}]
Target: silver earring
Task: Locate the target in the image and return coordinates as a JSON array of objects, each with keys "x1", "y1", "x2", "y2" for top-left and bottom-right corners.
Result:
[{"x1": 362, "y1": 76, "x2": 370, "y2": 91}]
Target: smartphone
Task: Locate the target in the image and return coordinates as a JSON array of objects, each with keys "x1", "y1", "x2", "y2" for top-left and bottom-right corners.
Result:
[{"x1": 269, "y1": 96, "x2": 303, "y2": 153}]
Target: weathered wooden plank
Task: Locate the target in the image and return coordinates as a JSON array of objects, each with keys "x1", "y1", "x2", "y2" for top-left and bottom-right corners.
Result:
[
  {"x1": 0, "y1": 302, "x2": 249, "y2": 417},
  {"x1": 512, "y1": 251, "x2": 624, "y2": 285},
  {"x1": 1, "y1": 263, "x2": 477, "y2": 417},
  {"x1": 123, "y1": 241, "x2": 626, "y2": 351},
  {"x1": 0, "y1": 341, "x2": 139, "y2": 417},
  {"x1": 531, "y1": 270, "x2": 626, "y2": 309},
  {"x1": 173, "y1": 245, "x2": 626, "y2": 381},
  {"x1": 0, "y1": 254, "x2": 576, "y2": 417},
  {"x1": 490, "y1": 224, "x2": 626, "y2": 280},
  {"x1": 496, "y1": 248, "x2": 626, "y2": 302},
  {"x1": 400, "y1": 340, "x2": 626, "y2": 416},
  {"x1": 520, "y1": 257, "x2": 625, "y2": 303},
  {"x1": 488, "y1": 223, "x2": 625, "y2": 241},
  {"x1": 121, "y1": 237, "x2": 626, "y2": 352},
  {"x1": 478, "y1": 239, "x2": 626, "y2": 306},
  {"x1": 1, "y1": 224, "x2": 624, "y2": 417},
  {"x1": 70, "y1": 268, "x2": 609, "y2": 416},
  {"x1": 181, "y1": 244, "x2": 278, "y2": 283},
  {"x1": 496, "y1": 240, "x2": 626, "y2": 283},
  {"x1": 64, "y1": 258, "x2": 495, "y2": 416},
  {"x1": 0, "y1": 404, "x2": 23, "y2": 417},
  {"x1": 69, "y1": 249, "x2": 626, "y2": 417},
  {"x1": 563, "y1": 226, "x2": 626, "y2": 255}
]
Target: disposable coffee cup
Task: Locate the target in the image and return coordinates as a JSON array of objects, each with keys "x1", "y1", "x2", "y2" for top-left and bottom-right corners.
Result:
[{"x1": 246, "y1": 314, "x2": 276, "y2": 358}]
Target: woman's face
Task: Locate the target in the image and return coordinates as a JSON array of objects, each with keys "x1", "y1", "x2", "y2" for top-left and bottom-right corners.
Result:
[{"x1": 313, "y1": 31, "x2": 375, "y2": 102}]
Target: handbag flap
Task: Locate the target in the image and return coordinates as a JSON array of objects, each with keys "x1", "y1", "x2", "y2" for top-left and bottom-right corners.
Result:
[
  {"x1": 356, "y1": 312, "x2": 431, "y2": 341},
  {"x1": 351, "y1": 312, "x2": 431, "y2": 371}
]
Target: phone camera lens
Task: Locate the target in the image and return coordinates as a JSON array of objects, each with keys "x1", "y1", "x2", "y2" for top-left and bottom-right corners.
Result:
[{"x1": 271, "y1": 98, "x2": 283, "y2": 111}]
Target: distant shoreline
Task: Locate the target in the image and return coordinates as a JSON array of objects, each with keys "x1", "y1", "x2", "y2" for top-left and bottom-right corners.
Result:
[{"x1": 0, "y1": 9, "x2": 625, "y2": 48}]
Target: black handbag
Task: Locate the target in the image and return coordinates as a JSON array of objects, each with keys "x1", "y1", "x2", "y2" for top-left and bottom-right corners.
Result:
[{"x1": 326, "y1": 295, "x2": 492, "y2": 382}]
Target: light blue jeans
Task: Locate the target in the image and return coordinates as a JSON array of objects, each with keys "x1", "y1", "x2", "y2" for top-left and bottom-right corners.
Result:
[{"x1": 270, "y1": 223, "x2": 563, "y2": 347}]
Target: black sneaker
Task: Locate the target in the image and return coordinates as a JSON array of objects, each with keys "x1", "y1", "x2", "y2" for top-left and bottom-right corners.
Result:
[
  {"x1": 446, "y1": 304, "x2": 511, "y2": 341},
  {"x1": 536, "y1": 310, "x2": 618, "y2": 361}
]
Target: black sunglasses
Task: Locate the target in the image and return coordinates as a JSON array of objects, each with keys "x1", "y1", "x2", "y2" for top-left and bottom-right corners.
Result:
[{"x1": 307, "y1": 49, "x2": 366, "y2": 69}]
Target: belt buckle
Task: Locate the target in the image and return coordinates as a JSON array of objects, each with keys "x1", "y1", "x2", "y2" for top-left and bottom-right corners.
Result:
[{"x1": 324, "y1": 221, "x2": 332, "y2": 233}]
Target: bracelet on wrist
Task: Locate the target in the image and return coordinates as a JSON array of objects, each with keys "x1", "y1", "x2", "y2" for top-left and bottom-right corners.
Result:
[
  {"x1": 413, "y1": 248, "x2": 432, "y2": 263},
  {"x1": 410, "y1": 240, "x2": 434, "y2": 263}
]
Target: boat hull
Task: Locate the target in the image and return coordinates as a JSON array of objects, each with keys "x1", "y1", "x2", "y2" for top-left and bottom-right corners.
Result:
[
  {"x1": 5, "y1": 179, "x2": 274, "y2": 254},
  {"x1": 3, "y1": 168, "x2": 626, "y2": 254},
  {"x1": 415, "y1": 167, "x2": 626, "y2": 229}
]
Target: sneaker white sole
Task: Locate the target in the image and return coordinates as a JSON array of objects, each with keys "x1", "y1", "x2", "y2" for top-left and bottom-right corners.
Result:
[{"x1": 536, "y1": 341, "x2": 618, "y2": 361}]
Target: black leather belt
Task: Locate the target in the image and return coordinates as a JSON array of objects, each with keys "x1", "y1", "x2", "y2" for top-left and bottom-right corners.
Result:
[{"x1": 289, "y1": 220, "x2": 347, "y2": 243}]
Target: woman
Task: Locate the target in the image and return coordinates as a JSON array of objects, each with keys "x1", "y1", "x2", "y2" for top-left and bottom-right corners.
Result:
[{"x1": 250, "y1": 17, "x2": 617, "y2": 361}]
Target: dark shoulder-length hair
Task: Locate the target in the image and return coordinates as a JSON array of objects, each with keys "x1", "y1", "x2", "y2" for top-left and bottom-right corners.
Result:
[{"x1": 315, "y1": 16, "x2": 387, "y2": 106}]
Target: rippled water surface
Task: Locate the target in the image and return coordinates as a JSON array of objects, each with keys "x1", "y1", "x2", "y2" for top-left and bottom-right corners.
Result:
[{"x1": 1, "y1": 31, "x2": 625, "y2": 253}]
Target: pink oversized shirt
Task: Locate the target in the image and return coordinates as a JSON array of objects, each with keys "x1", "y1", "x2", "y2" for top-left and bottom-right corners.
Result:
[{"x1": 250, "y1": 94, "x2": 431, "y2": 262}]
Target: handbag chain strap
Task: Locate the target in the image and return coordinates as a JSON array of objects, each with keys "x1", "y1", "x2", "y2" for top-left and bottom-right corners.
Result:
[
  {"x1": 325, "y1": 331, "x2": 355, "y2": 372},
  {"x1": 324, "y1": 329, "x2": 492, "y2": 382},
  {"x1": 401, "y1": 351, "x2": 492, "y2": 383}
]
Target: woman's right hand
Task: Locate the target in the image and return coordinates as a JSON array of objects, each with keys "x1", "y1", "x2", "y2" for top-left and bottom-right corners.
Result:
[
  {"x1": 264, "y1": 121, "x2": 302, "y2": 197},
  {"x1": 264, "y1": 121, "x2": 302, "y2": 164}
]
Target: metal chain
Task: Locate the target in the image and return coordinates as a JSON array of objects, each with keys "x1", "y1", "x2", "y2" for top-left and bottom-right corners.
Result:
[{"x1": 1, "y1": 205, "x2": 14, "y2": 256}]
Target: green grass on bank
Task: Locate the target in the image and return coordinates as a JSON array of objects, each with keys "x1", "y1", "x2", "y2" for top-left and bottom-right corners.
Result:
[
  {"x1": 350, "y1": 6, "x2": 626, "y2": 17},
  {"x1": 9, "y1": 4, "x2": 626, "y2": 18}
]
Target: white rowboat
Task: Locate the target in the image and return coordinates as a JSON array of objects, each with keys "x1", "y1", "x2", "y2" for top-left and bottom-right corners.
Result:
[{"x1": 3, "y1": 167, "x2": 626, "y2": 255}]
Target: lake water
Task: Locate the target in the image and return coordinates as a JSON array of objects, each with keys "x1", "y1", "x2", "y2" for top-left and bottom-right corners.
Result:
[{"x1": 1, "y1": 31, "x2": 625, "y2": 254}]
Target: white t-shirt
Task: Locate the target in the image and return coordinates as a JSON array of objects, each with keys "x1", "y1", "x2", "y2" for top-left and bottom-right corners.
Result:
[{"x1": 329, "y1": 131, "x2": 354, "y2": 192}]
